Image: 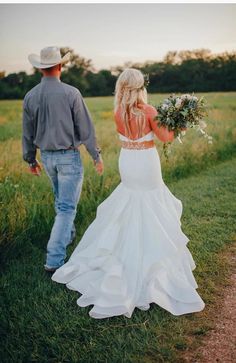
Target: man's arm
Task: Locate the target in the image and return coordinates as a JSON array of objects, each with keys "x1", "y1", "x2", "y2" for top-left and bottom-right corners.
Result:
[
  {"x1": 22, "y1": 96, "x2": 37, "y2": 163},
  {"x1": 72, "y1": 90, "x2": 101, "y2": 163}
]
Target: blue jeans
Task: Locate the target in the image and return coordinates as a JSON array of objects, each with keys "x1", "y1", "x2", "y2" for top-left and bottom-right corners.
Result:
[{"x1": 40, "y1": 148, "x2": 84, "y2": 269}]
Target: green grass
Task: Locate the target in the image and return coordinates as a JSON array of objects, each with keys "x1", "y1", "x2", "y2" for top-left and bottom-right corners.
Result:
[{"x1": 0, "y1": 93, "x2": 236, "y2": 362}]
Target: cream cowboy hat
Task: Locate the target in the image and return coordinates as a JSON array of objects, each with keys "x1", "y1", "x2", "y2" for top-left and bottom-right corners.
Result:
[{"x1": 28, "y1": 46, "x2": 71, "y2": 69}]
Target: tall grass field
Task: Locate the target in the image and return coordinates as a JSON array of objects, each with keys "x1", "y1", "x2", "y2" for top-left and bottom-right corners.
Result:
[{"x1": 0, "y1": 92, "x2": 236, "y2": 362}]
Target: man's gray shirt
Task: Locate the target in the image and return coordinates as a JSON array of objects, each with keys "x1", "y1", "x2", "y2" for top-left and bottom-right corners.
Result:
[{"x1": 22, "y1": 76, "x2": 101, "y2": 163}]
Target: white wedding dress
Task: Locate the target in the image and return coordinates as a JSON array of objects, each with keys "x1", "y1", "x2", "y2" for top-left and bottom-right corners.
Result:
[{"x1": 52, "y1": 131, "x2": 205, "y2": 319}]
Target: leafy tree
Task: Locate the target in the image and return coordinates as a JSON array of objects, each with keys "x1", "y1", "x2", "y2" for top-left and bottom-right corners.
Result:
[{"x1": 0, "y1": 48, "x2": 236, "y2": 99}]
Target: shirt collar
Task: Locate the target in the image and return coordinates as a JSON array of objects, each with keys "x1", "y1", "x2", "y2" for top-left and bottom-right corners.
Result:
[{"x1": 41, "y1": 76, "x2": 61, "y2": 83}]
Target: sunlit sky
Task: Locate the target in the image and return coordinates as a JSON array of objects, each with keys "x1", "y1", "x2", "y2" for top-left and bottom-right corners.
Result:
[{"x1": 1, "y1": 3, "x2": 236, "y2": 74}]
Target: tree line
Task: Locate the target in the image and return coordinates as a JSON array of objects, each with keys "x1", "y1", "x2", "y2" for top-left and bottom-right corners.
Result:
[{"x1": 0, "y1": 47, "x2": 236, "y2": 99}]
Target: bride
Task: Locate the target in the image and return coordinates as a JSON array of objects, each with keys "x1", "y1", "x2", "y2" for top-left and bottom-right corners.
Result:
[{"x1": 52, "y1": 68, "x2": 205, "y2": 319}]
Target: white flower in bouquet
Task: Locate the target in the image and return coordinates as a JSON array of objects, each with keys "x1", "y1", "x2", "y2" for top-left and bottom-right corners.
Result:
[
  {"x1": 199, "y1": 120, "x2": 207, "y2": 129},
  {"x1": 161, "y1": 104, "x2": 169, "y2": 110},
  {"x1": 181, "y1": 94, "x2": 191, "y2": 100},
  {"x1": 175, "y1": 98, "x2": 182, "y2": 109}
]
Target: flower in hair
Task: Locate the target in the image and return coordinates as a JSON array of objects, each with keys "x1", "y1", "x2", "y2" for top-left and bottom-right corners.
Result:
[{"x1": 141, "y1": 73, "x2": 150, "y2": 89}]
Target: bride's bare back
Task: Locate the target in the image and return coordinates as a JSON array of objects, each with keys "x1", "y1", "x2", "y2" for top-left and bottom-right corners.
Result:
[{"x1": 114, "y1": 103, "x2": 174, "y2": 142}]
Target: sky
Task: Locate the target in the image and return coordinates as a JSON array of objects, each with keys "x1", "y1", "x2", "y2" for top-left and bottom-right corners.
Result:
[{"x1": 0, "y1": 3, "x2": 236, "y2": 74}]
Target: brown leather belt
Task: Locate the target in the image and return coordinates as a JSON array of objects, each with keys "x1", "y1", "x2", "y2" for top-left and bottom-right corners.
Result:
[
  {"x1": 67, "y1": 146, "x2": 78, "y2": 150},
  {"x1": 121, "y1": 140, "x2": 155, "y2": 150}
]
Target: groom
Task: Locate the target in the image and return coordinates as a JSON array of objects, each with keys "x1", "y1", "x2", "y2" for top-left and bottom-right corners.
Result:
[{"x1": 22, "y1": 46, "x2": 104, "y2": 272}]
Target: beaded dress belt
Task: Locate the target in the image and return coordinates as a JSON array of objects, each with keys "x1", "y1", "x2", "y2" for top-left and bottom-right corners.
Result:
[{"x1": 121, "y1": 140, "x2": 155, "y2": 150}]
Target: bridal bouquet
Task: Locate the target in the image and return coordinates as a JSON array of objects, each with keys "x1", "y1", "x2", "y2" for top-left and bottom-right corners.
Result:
[{"x1": 154, "y1": 93, "x2": 212, "y2": 160}]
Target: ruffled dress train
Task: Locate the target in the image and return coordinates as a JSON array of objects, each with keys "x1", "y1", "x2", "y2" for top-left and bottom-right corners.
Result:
[{"x1": 52, "y1": 132, "x2": 205, "y2": 319}]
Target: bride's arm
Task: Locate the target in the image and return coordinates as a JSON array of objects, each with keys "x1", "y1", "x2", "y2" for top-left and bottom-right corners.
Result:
[{"x1": 147, "y1": 105, "x2": 174, "y2": 142}]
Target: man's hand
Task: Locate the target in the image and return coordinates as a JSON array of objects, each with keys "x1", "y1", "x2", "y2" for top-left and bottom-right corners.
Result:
[
  {"x1": 94, "y1": 158, "x2": 104, "y2": 176},
  {"x1": 28, "y1": 159, "x2": 42, "y2": 176}
]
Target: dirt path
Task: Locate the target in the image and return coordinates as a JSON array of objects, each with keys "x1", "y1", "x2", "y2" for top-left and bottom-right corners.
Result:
[{"x1": 181, "y1": 244, "x2": 236, "y2": 363}]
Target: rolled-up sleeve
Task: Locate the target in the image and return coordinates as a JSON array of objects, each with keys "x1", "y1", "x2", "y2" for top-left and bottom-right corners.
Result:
[
  {"x1": 72, "y1": 90, "x2": 101, "y2": 162},
  {"x1": 22, "y1": 97, "x2": 37, "y2": 163}
]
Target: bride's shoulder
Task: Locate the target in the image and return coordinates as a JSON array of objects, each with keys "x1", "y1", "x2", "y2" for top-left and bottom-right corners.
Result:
[
  {"x1": 142, "y1": 104, "x2": 157, "y2": 118},
  {"x1": 138, "y1": 103, "x2": 156, "y2": 111}
]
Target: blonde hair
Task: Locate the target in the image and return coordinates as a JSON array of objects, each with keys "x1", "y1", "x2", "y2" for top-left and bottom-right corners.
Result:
[{"x1": 114, "y1": 68, "x2": 148, "y2": 138}]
